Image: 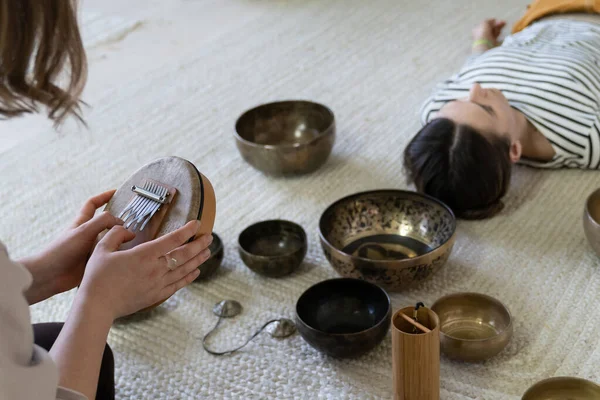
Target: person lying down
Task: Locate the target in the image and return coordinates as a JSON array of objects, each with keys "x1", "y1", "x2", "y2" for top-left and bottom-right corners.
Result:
[{"x1": 403, "y1": 2, "x2": 600, "y2": 219}]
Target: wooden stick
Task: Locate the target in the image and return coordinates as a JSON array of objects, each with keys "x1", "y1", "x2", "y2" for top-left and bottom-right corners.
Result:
[{"x1": 398, "y1": 312, "x2": 431, "y2": 333}]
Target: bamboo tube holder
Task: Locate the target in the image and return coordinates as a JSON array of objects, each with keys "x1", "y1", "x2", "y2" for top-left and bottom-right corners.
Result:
[{"x1": 392, "y1": 306, "x2": 440, "y2": 400}]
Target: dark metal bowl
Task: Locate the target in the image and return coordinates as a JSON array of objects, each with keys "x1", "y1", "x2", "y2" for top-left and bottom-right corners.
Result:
[
  {"x1": 583, "y1": 187, "x2": 600, "y2": 257},
  {"x1": 431, "y1": 292, "x2": 513, "y2": 362},
  {"x1": 194, "y1": 232, "x2": 224, "y2": 281},
  {"x1": 522, "y1": 377, "x2": 600, "y2": 399},
  {"x1": 238, "y1": 220, "x2": 307, "y2": 277},
  {"x1": 234, "y1": 100, "x2": 335, "y2": 176},
  {"x1": 295, "y1": 278, "x2": 391, "y2": 358},
  {"x1": 319, "y1": 190, "x2": 456, "y2": 291}
]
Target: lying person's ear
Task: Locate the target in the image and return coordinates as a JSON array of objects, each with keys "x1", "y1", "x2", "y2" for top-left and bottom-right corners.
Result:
[{"x1": 509, "y1": 141, "x2": 522, "y2": 163}]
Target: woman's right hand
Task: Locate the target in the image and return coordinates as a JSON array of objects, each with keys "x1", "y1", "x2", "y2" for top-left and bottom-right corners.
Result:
[
  {"x1": 78, "y1": 220, "x2": 213, "y2": 320},
  {"x1": 472, "y1": 18, "x2": 506, "y2": 46}
]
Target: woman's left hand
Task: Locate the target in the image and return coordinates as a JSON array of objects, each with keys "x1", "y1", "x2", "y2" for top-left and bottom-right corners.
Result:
[
  {"x1": 472, "y1": 18, "x2": 506, "y2": 46},
  {"x1": 22, "y1": 190, "x2": 123, "y2": 304}
]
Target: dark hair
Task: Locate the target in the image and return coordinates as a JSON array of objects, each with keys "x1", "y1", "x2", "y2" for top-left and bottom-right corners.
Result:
[
  {"x1": 0, "y1": 0, "x2": 87, "y2": 125},
  {"x1": 403, "y1": 118, "x2": 512, "y2": 219}
]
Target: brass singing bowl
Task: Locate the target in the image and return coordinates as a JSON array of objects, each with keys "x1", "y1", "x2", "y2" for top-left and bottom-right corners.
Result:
[
  {"x1": 522, "y1": 377, "x2": 600, "y2": 399},
  {"x1": 319, "y1": 190, "x2": 456, "y2": 291},
  {"x1": 239, "y1": 220, "x2": 307, "y2": 277},
  {"x1": 234, "y1": 100, "x2": 335, "y2": 176},
  {"x1": 295, "y1": 278, "x2": 391, "y2": 358},
  {"x1": 194, "y1": 232, "x2": 224, "y2": 281},
  {"x1": 431, "y1": 292, "x2": 513, "y2": 362},
  {"x1": 583, "y1": 188, "x2": 600, "y2": 257}
]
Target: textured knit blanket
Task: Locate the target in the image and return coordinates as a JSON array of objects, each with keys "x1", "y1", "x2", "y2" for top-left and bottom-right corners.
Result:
[{"x1": 1, "y1": 1, "x2": 599, "y2": 398}]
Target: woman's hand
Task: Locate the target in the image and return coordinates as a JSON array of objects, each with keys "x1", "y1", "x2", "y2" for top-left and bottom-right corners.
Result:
[
  {"x1": 78, "y1": 220, "x2": 212, "y2": 320},
  {"x1": 22, "y1": 190, "x2": 123, "y2": 304},
  {"x1": 472, "y1": 18, "x2": 506, "y2": 48}
]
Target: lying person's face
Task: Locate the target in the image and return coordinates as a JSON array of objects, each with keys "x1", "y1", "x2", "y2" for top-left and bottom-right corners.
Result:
[{"x1": 437, "y1": 83, "x2": 522, "y2": 162}]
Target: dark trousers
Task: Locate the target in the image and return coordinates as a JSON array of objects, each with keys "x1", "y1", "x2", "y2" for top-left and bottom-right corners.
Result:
[{"x1": 33, "y1": 322, "x2": 115, "y2": 400}]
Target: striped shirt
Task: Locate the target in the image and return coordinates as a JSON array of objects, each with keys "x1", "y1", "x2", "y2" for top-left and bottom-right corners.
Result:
[{"x1": 421, "y1": 19, "x2": 600, "y2": 169}]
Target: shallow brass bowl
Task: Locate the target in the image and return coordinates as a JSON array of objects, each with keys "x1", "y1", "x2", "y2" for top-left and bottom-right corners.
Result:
[
  {"x1": 319, "y1": 190, "x2": 456, "y2": 291},
  {"x1": 295, "y1": 278, "x2": 391, "y2": 358},
  {"x1": 234, "y1": 100, "x2": 335, "y2": 176},
  {"x1": 583, "y1": 187, "x2": 600, "y2": 257},
  {"x1": 194, "y1": 232, "x2": 224, "y2": 281},
  {"x1": 239, "y1": 220, "x2": 307, "y2": 277},
  {"x1": 522, "y1": 377, "x2": 600, "y2": 399},
  {"x1": 431, "y1": 292, "x2": 513, "y2": 362}
]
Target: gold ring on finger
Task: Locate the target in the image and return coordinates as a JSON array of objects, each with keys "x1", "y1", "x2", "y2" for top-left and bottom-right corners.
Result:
[{"x1": 166, "y1": 256, "x2": 178, "y2": 271}]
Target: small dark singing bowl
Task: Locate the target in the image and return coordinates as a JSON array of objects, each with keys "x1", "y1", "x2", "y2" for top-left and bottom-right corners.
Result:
[
  {"x1": 431, "y1": 292, "x2": 513, "y2": 362},
  {"x1": 522, "y1": 377, "x2": 600, "y2": 399},
  {"x1": 238, "y1": 220, "x2": 307, "y2": 277},
  {"x1": 194, "y1": 233, "x2": 224, "y2": 281},
  {"x1": 295, "y1": 278, "x2": 391, "y2": 358},
  {"x1": 234, "y1": 100, "x2": 335, "y2": 176},
  {"x1": 583, "y1": 187, "x2": 600, "y2": 257},
  {"x1": 319, "y1": 190, "x2": 456, "y2": 291}
]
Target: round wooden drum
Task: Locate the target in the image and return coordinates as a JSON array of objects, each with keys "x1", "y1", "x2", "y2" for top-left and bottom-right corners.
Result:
[{"x1": 103, "y1": 156, "x2": 216, "y2": 312}]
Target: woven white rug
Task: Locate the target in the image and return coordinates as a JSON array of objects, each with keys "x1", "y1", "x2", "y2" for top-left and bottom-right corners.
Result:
[
  {"x1": 1, "y1": 1, "x2": 600, "y2": 398},
  {"x1": 80, "y1": 11, "x2": 143, "y2": 49}
]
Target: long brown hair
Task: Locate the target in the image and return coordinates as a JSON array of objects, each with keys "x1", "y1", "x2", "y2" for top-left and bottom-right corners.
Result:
[
  {"x1": 403, "y1": 118, "x2": 512, "y2": 219},
  {"x1": 0, "y1": 0, "x2": 87, "y2": 124}
]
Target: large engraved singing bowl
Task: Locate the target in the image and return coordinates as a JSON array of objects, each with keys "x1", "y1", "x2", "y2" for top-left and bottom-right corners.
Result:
[
  {"x1": 319, "y1": 190, "x2": 456, "y2": 291},
  {"x1": 583, "y1": 187, "x2": 600, "y2": 257},
  {"x1": 234, "y1": 100, "x2": 335, "y2": 176}
]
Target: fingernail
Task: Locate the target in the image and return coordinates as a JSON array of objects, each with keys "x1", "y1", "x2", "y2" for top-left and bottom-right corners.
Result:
[
  {"x1": 194, "y1": 220, "x2": 201, "y2": 229},
  {"x1": 207, "y1": 234, "x2": 214, "y2": 244}
]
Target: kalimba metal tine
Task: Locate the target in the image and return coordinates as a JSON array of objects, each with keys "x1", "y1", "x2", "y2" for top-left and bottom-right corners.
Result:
[
  {"x1": 132, "y1": 182, "x2": 162, "y2": 231},
  {"x1": 142, "y1": 185, "x2": 165, "y2": 228},
  {"x1": 134, "y1": 185, "x2": 163, "y2": 231},
  {"x1": 125, "y1": 183, "x2": 155, "y2": 229},
  {"x1": 140, "y1": 186, "x2": 167, "y2": 232},
  {"x1": 123, "y1": 199, "x2": 141, "y2": 226},
  {"x1": 119, "y1": 181, "x2": 150, "y2": 220},
  {"x1": 118, "y1": 180, "x2": 173, "y2": 232},
  {"x1": 130, "y1": 183, "x2": 160, "y2": 231},
  {"x1": 123, "y1": 185, "x2": 149, "y2": 228},
  {"x1": 118, "y1": 194, "x2": 138, "y2": 220},
  {"x1": 121, "y1": 181, "x2": 151, "y2": 220}
]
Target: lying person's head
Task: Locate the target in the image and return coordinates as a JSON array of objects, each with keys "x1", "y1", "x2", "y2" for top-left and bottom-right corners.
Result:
[{"x1": 404, "y1": 83, "x2": 523, "y2": 219}]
